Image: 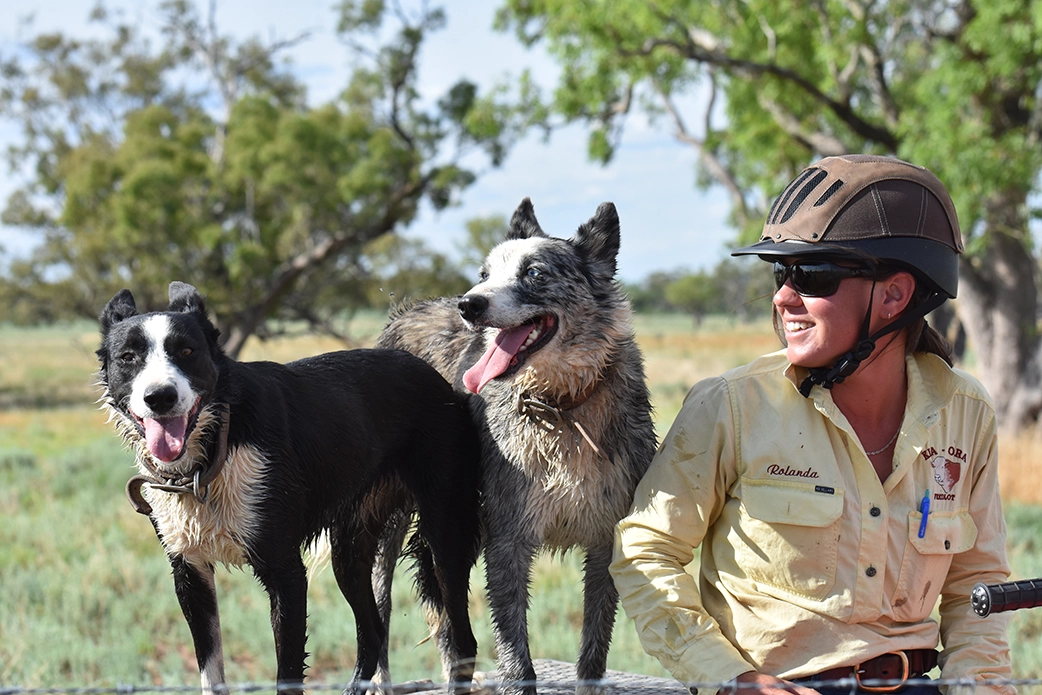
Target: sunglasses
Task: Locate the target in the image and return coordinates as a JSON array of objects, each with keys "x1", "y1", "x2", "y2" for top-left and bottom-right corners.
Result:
[{"x1": 773, "y1": 260, "x2": 876, "y2": 297}]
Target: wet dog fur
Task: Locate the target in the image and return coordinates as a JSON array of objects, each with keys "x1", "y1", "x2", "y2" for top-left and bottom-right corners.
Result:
[
  {"x1": 376, "y1": 199, "x2": 657, "y2": 695},
  {"x1": 97, "y1": 282, "x2": 481, "y2": 695}
]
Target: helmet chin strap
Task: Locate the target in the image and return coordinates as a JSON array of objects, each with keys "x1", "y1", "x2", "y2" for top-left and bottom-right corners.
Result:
[{"x1": 797, "y1": 289, "x2": 947, "y2": 398}]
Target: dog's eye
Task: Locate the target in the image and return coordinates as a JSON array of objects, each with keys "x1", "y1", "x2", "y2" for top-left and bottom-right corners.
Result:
[
  {"x1": 180, "y1": 347, "x2": 194, "y2": 357},
  {"x1": 526, "y1": 268, "x2": 541, "y2": 279},
  {"x1": 478, "y1": 270, "x2": 489, "y2": 282},
  {"x1": 119, "y1": 351, "x2": 137, "y2": 364}
]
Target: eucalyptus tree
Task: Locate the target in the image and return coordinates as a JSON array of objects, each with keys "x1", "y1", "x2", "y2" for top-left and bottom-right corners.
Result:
[
  {"x1": 0, "y1": 0, "x2": 519, "y2": 356},
  {"x1": 497, "y1": 0, "x2": 1042, "y2": 428}
]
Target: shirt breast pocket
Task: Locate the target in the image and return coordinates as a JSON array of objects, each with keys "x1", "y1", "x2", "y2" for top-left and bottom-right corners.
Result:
[
  {"x1": 731, "y1": 479, "x2": 844, "y2": 600},
  {"x1": 891, "y1": 510, "x2": 977, "y2": 621}
]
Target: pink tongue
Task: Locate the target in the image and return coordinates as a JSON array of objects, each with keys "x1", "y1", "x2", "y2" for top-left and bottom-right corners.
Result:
[
  {"x1": 463, "y1": 325, "x2": 535, "y2": 394},
  {"x1": 143, "y1": 416, "x2": 188, "y2": 463}
]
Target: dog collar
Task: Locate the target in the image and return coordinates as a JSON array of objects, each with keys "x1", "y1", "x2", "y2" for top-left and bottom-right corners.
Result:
[
  {"x1": 516, "y1": 372, "x2": 609, "y2": 462},
  {"x1": 126, "y1": 406, "x2": 231, "y2": 516}
]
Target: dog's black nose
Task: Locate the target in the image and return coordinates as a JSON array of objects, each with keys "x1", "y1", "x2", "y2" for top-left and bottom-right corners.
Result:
[
  {"x1": 144, "y1": 385, "x2": 179, "y2": 414},
  {"x1": 458, "y1": 295, "x2": 489, "y2": 322}
]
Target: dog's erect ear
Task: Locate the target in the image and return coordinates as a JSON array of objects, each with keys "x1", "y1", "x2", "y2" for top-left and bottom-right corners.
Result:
[
  {"x1": 507, "y1": 197, "x2": 546, "y2": 240},
  {"x1": 575, "y1": 202, "x2": 621, "y2": 278},
  {"x1": 99, "y1": 289, "x2": 138, "y2": 333},
  {"x1": 167, "y1": 282, "x2": 207, "y2": 315},
  {"x1": 168, "y1": 281, "x2": 224, "y2": 356}
]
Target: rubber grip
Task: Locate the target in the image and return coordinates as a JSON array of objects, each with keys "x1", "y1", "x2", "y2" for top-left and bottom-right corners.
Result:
[{"x1": 971, "y1": 578, "x2": 1042, "y2": 617}]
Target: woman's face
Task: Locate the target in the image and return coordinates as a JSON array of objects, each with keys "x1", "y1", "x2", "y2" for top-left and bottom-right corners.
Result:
[{"x1": 772, "y1": 260, "x2": 876, "y2": 369}]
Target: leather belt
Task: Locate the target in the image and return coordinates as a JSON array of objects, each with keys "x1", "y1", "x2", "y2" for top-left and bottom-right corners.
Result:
[{"x1": 802, "y1": 649, "x2": 939, "y2": 693}]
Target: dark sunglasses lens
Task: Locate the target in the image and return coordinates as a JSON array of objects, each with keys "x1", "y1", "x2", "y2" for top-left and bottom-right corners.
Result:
[
  {"x1": 774, "y1": 262, "x2": 847, "y2": 297},
  {"x1": 792, "y1": 263, "x2": 844, "y2": 296}
]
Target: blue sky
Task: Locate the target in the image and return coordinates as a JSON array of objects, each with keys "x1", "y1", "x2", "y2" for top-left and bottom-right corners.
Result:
[{"x1": 0, "y1": 0, "x2": 736, "y2": 284}]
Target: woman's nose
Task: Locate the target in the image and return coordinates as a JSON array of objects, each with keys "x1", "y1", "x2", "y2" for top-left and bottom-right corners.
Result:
[{"x1": 773, "y1": 280, "x2": 799, "y2": 307}]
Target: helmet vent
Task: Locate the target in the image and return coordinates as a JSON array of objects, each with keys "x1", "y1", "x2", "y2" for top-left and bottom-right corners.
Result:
[
  {"x1": 814, "y1": 180, "x2": 845, "y2": 207},
  {"x1": 733, "y1": 154, "x2": 963, "y2": 299},
  {"x1": 767, "y1": 167, "x2": 820, "y2": 225},
  {"x1": 778, "y1": 169, "x2": 828, "y2": 224}
]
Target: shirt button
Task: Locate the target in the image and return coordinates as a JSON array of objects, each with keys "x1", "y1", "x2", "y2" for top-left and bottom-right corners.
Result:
[
  {"x1": 866, "y1": 566, "x2": 877, "y2": 577},
  {"x1": 870, "y1": 506, "x2": 881, "y2": 517}
]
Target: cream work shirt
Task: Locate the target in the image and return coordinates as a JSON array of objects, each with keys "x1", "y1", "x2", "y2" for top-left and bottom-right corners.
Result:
[{"x1": 611, "y1": 351, "x2": 1013, "y2": 695}]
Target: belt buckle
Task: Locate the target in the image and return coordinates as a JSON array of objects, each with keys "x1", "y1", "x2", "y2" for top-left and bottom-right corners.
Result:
[{"x1": 855, "y1": 651, "x2": 909, "y2": 693}]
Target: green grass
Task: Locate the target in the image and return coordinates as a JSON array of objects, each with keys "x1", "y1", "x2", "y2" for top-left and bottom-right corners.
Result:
[
  {"x1": 2, "y1": 314, "x2": 1040, "y2": 690},
  {"x1": 0, "y1": 406, "x2": 670, "y2": 687},
  {"x1": 0, "y1": 315, "x2": 690, "y2": 689}
]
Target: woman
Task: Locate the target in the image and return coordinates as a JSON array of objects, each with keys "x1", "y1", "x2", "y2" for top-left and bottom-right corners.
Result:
[{"x1": 611, "y1": 155, "x2": 1014, "y2": 695}]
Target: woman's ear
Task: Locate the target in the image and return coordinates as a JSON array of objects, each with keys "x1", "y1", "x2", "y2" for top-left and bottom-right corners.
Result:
[{"x1": 880, "y1": 271, "x2": 917, "y2": 319}]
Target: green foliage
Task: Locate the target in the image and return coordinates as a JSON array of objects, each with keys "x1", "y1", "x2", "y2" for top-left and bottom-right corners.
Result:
[
  {"x1": 625, "y1": 270, "x2": 689, "y2": 313},
  {"x1": 361, "y1": 234, "x2": 471, "y2": 309},
  {"x1": 664, "y1": 272, "x2": 716, "y2": 324},
  {"x1": 0, "y1": 1, "x2": 519, "y2": 356},
  {"x1": 494, "y1": 0, "x2": 1042, "y2": 238},
  {"x1": 456, "y1": 214, "x2": 510, "y2": 274},
  {"x1": 627, "y1": 258, "x2": 774, "y2": 323},
  {"x1": 493, "y1": 0, "x2": 1042, "y2": 428}
]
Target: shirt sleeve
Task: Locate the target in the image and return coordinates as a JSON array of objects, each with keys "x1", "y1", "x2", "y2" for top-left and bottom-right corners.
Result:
[
  {"x1": 937, "y1": 406, "x2": 1016, "y2": 695},
  {"x1": 610, "y1": 376, "x2": 753, "y2": 694}
]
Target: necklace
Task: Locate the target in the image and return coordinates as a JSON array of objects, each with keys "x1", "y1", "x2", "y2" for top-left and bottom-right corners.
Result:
[{"x1": 865, "y1": 426, "x2": 901, "y2": 456}]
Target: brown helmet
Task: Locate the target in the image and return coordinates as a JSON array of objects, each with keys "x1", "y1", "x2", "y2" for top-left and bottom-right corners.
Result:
[{"x1": 732, "y1": 154, "x2": 962, "y2": 298}]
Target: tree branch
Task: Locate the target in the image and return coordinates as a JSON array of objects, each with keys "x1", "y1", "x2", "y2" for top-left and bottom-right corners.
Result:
[
  {"x1": 222, "y1": 173, "x2": 431, "y2": 356},
  {"x1": 757, "y1": 96, "x2": 849, "y2": 156},
  {"x1": 654, "y1": 77, "x2": 751, "y2": 227},
  {"x1": 858, "y1": 44, "x2": 899, "y2": 128},
  {"x1": 622, "y1": 20, "x2": 899, "y2": 150}
]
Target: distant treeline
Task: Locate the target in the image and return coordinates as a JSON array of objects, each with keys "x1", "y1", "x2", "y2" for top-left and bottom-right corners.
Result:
[{"x1": 624, "y1": 258, "x2": 775, "y2": 324}]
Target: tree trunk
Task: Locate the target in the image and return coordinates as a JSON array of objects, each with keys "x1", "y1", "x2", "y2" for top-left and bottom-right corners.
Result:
[
  {"x1": 955, "y1": 193, "x2": 1042, "y2": 430},
  {"x1": 221, "y1": 315, "x2": 259, "y2": 360}
]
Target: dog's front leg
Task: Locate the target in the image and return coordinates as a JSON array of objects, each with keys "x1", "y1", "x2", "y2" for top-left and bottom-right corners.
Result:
[
  {"x1": 483, "y1": 528, "x2": 539, "y2": 695},
  {"x1": 255, "y1": 560, "x2": 310, "y2": 695},
  {"x1": 171, "y1": 556, "x2": 226, "y2": 695},
  {"x1": 576, "y1": 543, "x2": 619, "y2": 695}
]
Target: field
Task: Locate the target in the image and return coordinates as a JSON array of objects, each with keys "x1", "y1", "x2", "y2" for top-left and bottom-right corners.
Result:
[{"x1": 3, "y1": 313, "x2": 1042, "y2": 690}]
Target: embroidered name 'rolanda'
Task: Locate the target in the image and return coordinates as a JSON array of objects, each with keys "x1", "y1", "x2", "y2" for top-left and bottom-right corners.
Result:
[{"x1": 767, "y1": 464, "x2": 820, "y2": 479}]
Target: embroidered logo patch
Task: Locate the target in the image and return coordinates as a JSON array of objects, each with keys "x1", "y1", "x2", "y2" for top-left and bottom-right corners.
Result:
[{"x1": 928, "y1": 454, "x2": 962, "y2": 493}]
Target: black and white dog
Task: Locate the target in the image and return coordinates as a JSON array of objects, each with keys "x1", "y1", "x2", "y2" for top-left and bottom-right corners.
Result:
[
  {"x1": 97, "y1": 282, "x2": 481, "y2": 694},
  {"x1": 378, "y1": 199, "x2": 657, "y2": 695}
]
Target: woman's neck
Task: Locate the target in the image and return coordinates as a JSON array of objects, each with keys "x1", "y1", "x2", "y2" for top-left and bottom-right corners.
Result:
[
  {"x1": 829, "y1": 338, "x2": 909, "y2": 482},
  {"x1": 830, "y1": 334, "x2": 909, "y2": 420}
]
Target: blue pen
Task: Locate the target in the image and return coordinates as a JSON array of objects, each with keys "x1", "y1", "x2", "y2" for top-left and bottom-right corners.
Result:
[{"x1": 918, "y1": 490, "x2": 930, "y2": 538}]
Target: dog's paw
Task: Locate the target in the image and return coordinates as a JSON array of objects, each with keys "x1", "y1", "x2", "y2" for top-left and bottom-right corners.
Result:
[
  {"x1": 576, "y1": 682, "x2": 608, "y2": 695},
  {"x1": 362, "y1": 670, "x2": 393, "y2": 695}
]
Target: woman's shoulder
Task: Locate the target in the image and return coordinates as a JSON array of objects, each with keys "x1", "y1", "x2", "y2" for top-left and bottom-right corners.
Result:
[
  {"x1": 912, "y1": 352, "x2": 995, "y2": 408},
  {"x1": 683, "y1": 349, "x2": 793, "y2": 408},
  {"x1": 721, "y1": 349, "x2": 790, "y2": 381}
]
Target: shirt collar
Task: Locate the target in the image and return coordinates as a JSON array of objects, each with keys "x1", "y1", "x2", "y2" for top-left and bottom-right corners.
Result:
[{"x1": 781, "y1": 351, "x2": 957, "y2": 421}]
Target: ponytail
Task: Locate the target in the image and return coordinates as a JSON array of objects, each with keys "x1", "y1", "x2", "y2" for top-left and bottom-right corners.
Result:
[
  {"x1": 904, "y1": 280, "x2": 954, "y2": 366},
  {"x1": 907, "y1": 317, "x2": 954, "y2": 365}
]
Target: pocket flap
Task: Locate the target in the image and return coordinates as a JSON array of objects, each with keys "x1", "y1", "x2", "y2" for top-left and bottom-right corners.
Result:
[
  {"x1": 741, "y1": 478, "x2": 844, "y2": 527},
  {"x1": 908, "y1": 510, "x2": 977, "y2": 554}
]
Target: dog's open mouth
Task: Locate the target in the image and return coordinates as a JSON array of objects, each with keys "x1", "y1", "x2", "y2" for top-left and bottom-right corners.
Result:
[
  {"x1": 463, "y1": 315, "x2": 558, "y2": 394},
  {"x1": 132, "y1": 398, "x2": 202, "y2": 464}
]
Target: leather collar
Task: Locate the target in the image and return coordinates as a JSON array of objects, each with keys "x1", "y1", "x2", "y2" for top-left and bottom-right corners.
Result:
[{"x1": 126, "y1": 406, "x2": 230, "y2": 516}]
